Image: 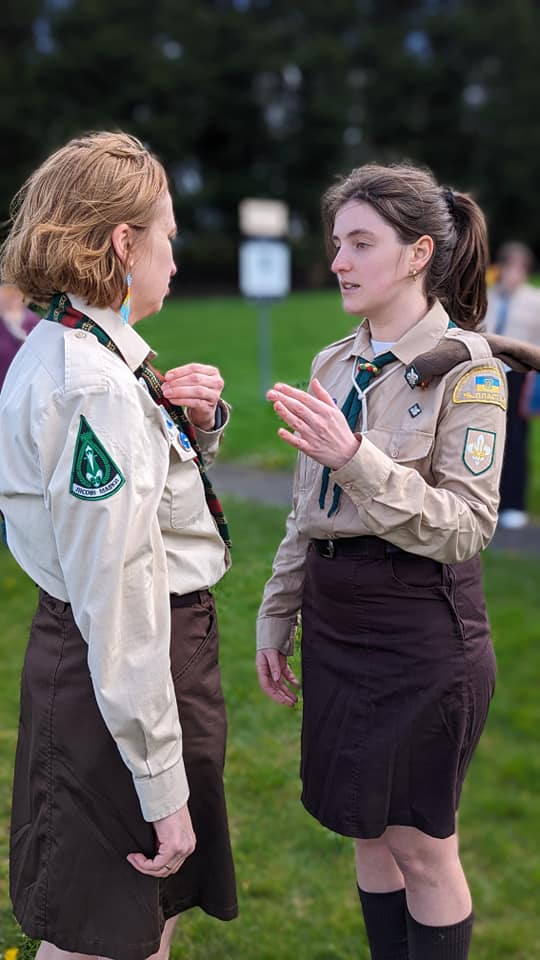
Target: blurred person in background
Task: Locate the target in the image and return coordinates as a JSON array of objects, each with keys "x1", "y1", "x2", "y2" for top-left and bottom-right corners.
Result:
[
  {"x1": 0, "y1": 283, "x2": 39, "y2": 388},
  {"x1": 0, "y1": 131, "x2": 237, "y2": 960},
  {"x1": 0, "y1": 284, "x2": 38, "y2": 545},
  {"x1": 484, "y1": 241, "x2": 540, "y2": 529},
  {"x1": 257, "y1": 163, "x2": 505, "y2": 960}
]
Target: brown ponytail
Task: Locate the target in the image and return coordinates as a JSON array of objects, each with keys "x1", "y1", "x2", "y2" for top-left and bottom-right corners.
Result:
[
  {"x1": 322, "y1": 164, "x2": 490, "y2": 330},
  {"x1": 442, "y1": 190, "x2": 489, "y2": 330}
]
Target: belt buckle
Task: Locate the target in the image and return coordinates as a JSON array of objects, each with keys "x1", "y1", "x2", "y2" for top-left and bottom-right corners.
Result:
[{"x1": 323, "y1": 539, "x2": 335, "y2": 558}]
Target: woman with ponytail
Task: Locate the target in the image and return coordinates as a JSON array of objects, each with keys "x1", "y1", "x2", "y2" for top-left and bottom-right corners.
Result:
[{"x1": 256, "y1": 163, "x2": 505, "y2": 959}]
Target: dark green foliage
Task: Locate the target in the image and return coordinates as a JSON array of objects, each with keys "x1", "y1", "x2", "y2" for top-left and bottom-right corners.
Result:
[{"x1": 1, "y1": 1, "x2": 540, "y2": 283}]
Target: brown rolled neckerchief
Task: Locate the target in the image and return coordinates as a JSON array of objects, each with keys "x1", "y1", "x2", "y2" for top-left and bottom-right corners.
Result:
[{"x1": 404, "y1": 333, "x2": 540, "y2": 389}]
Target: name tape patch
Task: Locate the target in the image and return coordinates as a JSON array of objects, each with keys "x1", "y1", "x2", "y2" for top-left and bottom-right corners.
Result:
[{"x1": 453, "y1": 366, "x2": 507, "y2": 410}]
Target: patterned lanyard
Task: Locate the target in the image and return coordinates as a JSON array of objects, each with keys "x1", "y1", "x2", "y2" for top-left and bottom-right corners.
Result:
[{"x1": 46, "y1": 293, "x2": 231, "y2": 548}]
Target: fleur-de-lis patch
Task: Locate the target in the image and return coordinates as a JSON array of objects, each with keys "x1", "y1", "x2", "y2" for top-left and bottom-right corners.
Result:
[{"x1": 462, "y1": 427, "x2": 496, "y2": 475}]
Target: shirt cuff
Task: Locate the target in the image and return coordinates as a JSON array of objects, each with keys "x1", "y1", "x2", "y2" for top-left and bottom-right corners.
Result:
[
  {"x1": 256, "y1": 615, "x2": 298, "y2": 656},
  {"x1": 133, "y1": 757, "x2": 190, "y2": 822},
  {"x1": 330, "y1": 436, "x2": 393, "y2": 500},
  {"x1": 192, "y1": 399, "x2": 231, "y2": 435}
]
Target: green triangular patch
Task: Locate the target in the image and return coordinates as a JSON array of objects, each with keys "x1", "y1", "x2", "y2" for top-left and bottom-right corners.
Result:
[{"x1": 70, "y1": 415, "x2": 125, "y2": 501}]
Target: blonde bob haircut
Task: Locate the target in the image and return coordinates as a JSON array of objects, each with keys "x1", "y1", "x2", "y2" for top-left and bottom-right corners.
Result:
[{"x1": 0, "y1": 131, "x2": 168, "y2": 309}]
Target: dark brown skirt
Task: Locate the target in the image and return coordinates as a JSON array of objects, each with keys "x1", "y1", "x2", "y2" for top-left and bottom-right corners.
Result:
[
  {"x1": 300, "y1": 543, "x2": 496, "y2": 840},
  {"x1": 10, "y1": 588, "x2": 237, "y2": 960}
]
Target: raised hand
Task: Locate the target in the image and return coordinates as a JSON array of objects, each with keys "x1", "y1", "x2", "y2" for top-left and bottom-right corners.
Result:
[
  {"x1": 162, "y1": 362, "x2": 225, "y2": 431},
  {"x1": 267, "y1": 378, "x2": 360, "y2": 469}
]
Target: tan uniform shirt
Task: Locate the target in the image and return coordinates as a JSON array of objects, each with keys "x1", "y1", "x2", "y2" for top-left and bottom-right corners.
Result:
[
  {"x1": 484, "y1": 282, "x2": 540, "y2": 345},
  {"x1": 0, "y1": 295, "x2": 230, "y2": 821},
  {"x1": 257, "y1": 301, "x2": 507, "y2": 654}
]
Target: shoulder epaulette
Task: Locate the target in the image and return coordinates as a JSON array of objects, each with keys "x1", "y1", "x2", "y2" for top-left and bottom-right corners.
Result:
[{"x1": 405, "y1": 332, "x2": 540, "y2": 390}]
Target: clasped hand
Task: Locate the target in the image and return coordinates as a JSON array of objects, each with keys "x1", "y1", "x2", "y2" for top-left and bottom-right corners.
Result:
[
  {"x1": 267, "y1": 378, "x2": 360, "y2": 469},
  {"x1": 162, "y1": 362, "x2": 225, "y2": 431}
]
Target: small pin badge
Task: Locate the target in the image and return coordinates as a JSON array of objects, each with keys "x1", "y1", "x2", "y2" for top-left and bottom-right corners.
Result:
[
  {"x1": 408, "y1": 403, "x2": 422, "y2": 418},
  {"x1": 404, "y1": 364, "x2": 421, "y2": 389},
  {"x1": 178, "y1": 431, "x2": 191, "y2": 450}
]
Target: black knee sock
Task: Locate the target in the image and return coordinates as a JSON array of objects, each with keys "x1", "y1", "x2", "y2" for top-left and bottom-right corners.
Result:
[
  {"x1": 357, "y1": 886, "x2": 409, "y2": 960},
  {"x1": 406, "y1": 909, "x2": 473, "y2": 959}
]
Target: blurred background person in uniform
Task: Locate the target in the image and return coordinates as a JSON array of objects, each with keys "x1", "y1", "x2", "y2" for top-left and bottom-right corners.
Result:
[
  {"x1": 0, "y1": 283, "x2": 39, "y2": 389},
  {"x1": 484, "y1": 242, "x2": 540, "y2": 528}
]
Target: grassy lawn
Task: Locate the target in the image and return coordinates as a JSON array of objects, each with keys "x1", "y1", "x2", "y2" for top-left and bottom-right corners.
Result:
[
  {"x1": 1, "y1": 499, "x2": 539, "y2": 960},
  {"x1": 137, "y1": 291, "x2": 352, "y2": 470}
]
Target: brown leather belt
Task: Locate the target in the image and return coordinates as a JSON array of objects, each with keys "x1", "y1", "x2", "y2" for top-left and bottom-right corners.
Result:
[
  {"x1": 170, "y1": 589, "x2": 211, "y2": 607},
  {"x1": 310, "y1": 536, "x2": 403, "y2": 559}
]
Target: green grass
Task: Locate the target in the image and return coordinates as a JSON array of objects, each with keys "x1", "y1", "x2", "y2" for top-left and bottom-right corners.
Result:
[
  {"x1": 137, "y1": 291, "x2": 353, "y2": 470},
  {"x1": 1, "y1": 500, "x2": 539, "y2": 960}
]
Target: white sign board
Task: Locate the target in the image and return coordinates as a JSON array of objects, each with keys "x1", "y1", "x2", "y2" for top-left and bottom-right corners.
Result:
[
  {"x1": 239, "y1": 199, "x2": 289, "y2": 237},
  {"x1": 239, "y1": 240, "x2": 291, "y2": 299}
]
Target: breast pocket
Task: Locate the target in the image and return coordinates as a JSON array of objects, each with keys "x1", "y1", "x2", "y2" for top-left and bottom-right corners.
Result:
[
  {"x1": 161, "y1": 433, "x2": 205, "y2": 531},
  {"x1": 364, "y1": 427, "x2": 435, "y2": 469}
]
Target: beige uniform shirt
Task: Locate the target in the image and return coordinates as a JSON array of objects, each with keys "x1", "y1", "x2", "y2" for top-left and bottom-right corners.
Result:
[
  {"x1": 257, "y1": 301, "x2": 507, "y2": 654},
  {"x1": 484, "y1": 282, "x2": 540, "y2": 345},
  {"x1": 0, "y1": 295, "x2": 230, "y2": 822}
]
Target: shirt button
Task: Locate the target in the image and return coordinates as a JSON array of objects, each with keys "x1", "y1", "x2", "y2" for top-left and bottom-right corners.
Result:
[{"x1": 74, "y1": 331, "x2": 87, "y2": 339}]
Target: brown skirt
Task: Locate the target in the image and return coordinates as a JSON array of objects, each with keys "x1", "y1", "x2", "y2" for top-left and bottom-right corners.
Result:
[
  {"x1": 10, "y1": 588, "x2": 237, "y2": 960},
  {"x1": 300, "y1": 541, "x2": 496, "y2": 840}
]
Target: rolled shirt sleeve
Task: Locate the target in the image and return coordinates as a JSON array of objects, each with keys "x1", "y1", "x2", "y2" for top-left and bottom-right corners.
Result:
[
  {"x1": 43, "y1": 382, "x2": 189, "y2": 822},
  {"x1": 188, "y1": 399, "x2": 231, "y2": 467}
]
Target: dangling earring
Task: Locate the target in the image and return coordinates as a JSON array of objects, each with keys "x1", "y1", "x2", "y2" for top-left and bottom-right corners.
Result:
[
  {"x1": 409, "y1": 267, "x2": 418, "y2": 281},
  {"x1": 120, "y1": 272, "x2": 133, "y2": 325}
]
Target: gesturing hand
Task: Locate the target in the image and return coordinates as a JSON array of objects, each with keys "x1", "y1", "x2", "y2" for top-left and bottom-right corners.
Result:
[
  {"x1": 127, "y1": 803, "x2": 196, "y2": 878},
  {"x1": 267, "y1": 378, "x2": 360, "y2": 469},
  {"x1": 162, "y1": 363, "x2": 225, "y2": 431},
  {"x1": 256, "y1": 649, "x2": 300, "y2": 707}
]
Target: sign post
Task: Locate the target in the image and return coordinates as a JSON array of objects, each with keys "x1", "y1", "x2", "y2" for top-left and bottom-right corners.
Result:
[{"x1": 238, "y1": 199, "x2": 290, "y2": 398}]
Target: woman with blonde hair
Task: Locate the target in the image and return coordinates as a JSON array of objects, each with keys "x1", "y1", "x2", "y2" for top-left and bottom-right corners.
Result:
[{"x1": 0, "y1": 132, "x2": 237, "y2": 960}]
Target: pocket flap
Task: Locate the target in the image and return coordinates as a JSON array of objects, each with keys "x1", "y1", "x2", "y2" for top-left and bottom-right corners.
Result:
[{"x1": 364, "y1": 427, "x2": 434, "y2": 463}]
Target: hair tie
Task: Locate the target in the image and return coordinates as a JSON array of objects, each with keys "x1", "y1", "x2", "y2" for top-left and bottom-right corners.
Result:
[{"x1": 443, "y1": 187, "x2": 456, "y2": 216}]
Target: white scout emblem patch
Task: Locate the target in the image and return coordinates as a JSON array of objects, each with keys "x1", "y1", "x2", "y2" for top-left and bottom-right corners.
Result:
[
  {"x1": 462, "y1": 428, "x2": 496, "y2": 475},
  {"x1": 178, "y1": 431, "x2": 192, "y2": 451},
  {"x1": 70, "y1": 416, "x2": 125, "y2": 500},
  {"x1": 452, "y1": 366, "x2": 507, "y2": 410}
]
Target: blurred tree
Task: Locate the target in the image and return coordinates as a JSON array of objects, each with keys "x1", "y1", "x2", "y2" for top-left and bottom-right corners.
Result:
[
  {"x1": 0, "y1": 0, "x2": 43, "y2": 220},
  {"x1": 1, "y1": 0, "x2": 540, "y2": 287}
]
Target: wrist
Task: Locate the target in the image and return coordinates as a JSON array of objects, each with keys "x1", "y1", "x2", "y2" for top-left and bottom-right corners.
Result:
[
  {"x1": 190, "y1": 407, "x2": 217, "y2": 431},
  {"x1": 331, "y1": 435, "x2": 361, "y2": 470}
]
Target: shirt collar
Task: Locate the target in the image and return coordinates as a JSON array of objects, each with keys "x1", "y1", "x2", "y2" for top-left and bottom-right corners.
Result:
[
  {"x1": 345, "y1": 299, "x2": 451, "y2": 365},
  {"x1": 68, "y1": 293, "x2": 156, "y2": 371}
]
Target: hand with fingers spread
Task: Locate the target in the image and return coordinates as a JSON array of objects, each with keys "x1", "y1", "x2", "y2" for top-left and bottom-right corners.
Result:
[
  {"x1": 267, "y1": 378, "x2": 361, "y2": 469},
  {"x1": 162, "y1": 362, "x2": 225, "y2": 431},
  {"x1": 127, "y1": 802, "x2": 196, "y2": 878},
  {"x1": 256, "y1": 648, "x2": 300, "y2": 707}
]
